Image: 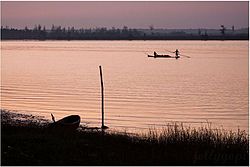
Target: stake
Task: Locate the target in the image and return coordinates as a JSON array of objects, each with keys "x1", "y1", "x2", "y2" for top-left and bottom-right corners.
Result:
[{"x1": 99, "y1": 66, "x2": 108, "y2": 129}]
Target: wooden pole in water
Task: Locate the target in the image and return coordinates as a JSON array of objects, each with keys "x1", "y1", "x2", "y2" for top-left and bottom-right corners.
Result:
[{"x1": 99, "y1": 66, "x2": 107, "y2": 129}]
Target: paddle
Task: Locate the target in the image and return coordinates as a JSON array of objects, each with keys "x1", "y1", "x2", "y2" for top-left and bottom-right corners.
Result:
[
  {"x1": 179, "y1": 54, "x2": 191, "y2": 58},
  {"x1": 165, "y1": 49, "x2": 191, "y2": 58}
]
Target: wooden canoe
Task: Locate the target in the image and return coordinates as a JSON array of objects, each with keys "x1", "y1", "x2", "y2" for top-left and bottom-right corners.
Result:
[{"x1": 148, "y1": 55, "x2": 179, "y2": 59}]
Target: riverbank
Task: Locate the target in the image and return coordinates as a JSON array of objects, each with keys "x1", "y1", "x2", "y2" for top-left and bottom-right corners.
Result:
[{"x1": 1, "y1": 110, "x2": 249, "y2": 165}]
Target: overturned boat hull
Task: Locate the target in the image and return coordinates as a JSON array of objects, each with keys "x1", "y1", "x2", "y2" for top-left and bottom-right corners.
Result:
[{"x1": 50, "y1": 115, "x2": 81, "y2": 130}]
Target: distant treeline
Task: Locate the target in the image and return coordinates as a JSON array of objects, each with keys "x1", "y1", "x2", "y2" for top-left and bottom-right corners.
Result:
[{"x1": 1, "y1": 25, "x2": 249, "y2": 40}]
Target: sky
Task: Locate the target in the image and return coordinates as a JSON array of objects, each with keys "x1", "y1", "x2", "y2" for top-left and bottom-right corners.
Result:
[{"x1": 1, "y1": 1, "x2": 249, "y2": 29}]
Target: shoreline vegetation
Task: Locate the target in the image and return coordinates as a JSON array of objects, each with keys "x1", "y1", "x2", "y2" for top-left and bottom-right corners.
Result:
[
  {"x1": 1, "y1": 26, "x2": 249, "y2": 40},
  {"x1": 1, "y1": 109, "x2": 249, "y2": 165}
]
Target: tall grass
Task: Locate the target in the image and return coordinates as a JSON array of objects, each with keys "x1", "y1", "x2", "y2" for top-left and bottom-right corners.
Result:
[
  {"x1": 141, "y1": 123, "x2": 248, "y2": 147},
  {"x1": 135, "y1": 123, "x2": 249, "y2": 165}
]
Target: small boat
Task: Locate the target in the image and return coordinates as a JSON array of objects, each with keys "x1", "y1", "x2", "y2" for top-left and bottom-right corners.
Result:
[
  {"x1": 148, "y1": 54, "x2": 179, "y2": 59},
  {"x1": 50, "y1": 114, "x2": 81, "y2": 130}
]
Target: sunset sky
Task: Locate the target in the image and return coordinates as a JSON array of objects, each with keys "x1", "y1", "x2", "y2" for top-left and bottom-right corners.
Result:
[{"x1": 1, "y1": 1, "x2": 249, "y2": 29}]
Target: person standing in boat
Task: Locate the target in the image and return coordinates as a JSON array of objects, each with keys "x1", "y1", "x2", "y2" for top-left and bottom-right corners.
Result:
[
  {"x1": 173, "y1": 49, "x2": 180, "y2": 59},
  {"x1": 154, "y1": 51, "x2": 158, "y2": 57}
]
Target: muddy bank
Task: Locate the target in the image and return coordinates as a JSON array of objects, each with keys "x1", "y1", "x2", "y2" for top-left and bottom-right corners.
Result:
[{"x1": 1, "y1": 109, "x2": 50, "y2": 126}]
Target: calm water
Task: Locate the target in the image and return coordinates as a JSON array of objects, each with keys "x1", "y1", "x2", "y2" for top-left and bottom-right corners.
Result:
[{"x1": 1, "y1": 41, "x2": 248, "y2": 132}]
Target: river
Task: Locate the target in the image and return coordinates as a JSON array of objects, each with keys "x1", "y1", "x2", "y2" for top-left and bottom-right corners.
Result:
[{"x1": 1, "y1": 40, "x2": 248, "y2": 132}]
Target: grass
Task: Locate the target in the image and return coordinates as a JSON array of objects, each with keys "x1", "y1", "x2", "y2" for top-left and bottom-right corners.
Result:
[{"x1": 1, "y1": 110, "x2": 249, "y2": 165}]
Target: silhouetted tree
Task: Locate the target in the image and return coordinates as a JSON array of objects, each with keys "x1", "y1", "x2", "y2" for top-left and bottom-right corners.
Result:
[
  {"x1": 38, "y1": 24, "x2": 41, "y2": 31},
  {"x1": 149, "y1": 25, "x2": 154, "y2": 31},
  {"x1": 149, "y1": 25, "x2": 154, "y2": 36},
  {"x1": 220, "y1": 25, "x2": 226, "y2": 36}
]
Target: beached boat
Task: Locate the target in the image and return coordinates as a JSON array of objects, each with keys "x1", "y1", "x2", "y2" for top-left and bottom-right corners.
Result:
[{"x1": 50, "y1": 114, "x2": 81, "y2": 130}]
